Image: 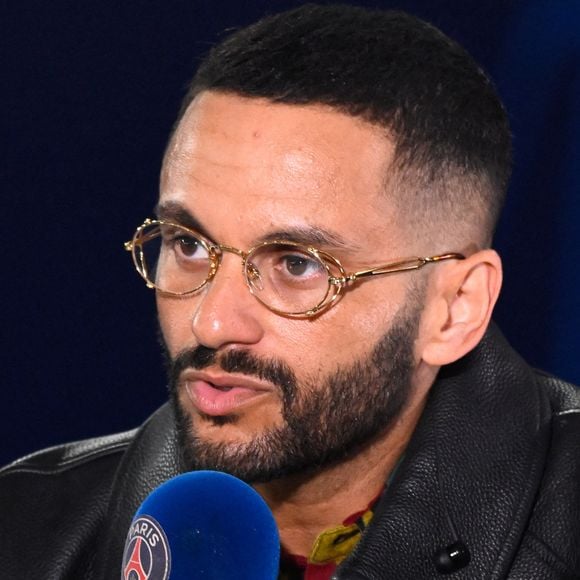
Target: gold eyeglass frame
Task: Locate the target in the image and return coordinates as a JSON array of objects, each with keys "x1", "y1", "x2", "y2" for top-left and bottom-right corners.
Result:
[{"x1": 125, "y1": 218, "x2": 465, "y2": 318}]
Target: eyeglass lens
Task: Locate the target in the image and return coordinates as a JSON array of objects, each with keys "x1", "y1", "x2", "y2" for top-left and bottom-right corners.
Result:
[
  {"x1": 138, "y1": 223, "x2": 211, "y2": 294},
  {"x1": 245, "y1": 244, "x2": 332, "y2": 314}
]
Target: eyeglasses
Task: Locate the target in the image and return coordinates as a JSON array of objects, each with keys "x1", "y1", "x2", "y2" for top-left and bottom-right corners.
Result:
[{"x1": 125, "y1": 218, "x2": 465, "y2": 318}]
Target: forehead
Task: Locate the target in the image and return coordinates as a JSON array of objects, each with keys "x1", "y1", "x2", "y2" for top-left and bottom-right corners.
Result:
[{"x1": 161, "y1": 92, "x2": 399, "y2": 252}]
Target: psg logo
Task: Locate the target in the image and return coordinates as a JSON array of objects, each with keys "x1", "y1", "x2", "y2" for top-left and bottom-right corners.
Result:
[{"x1": 122, "y1": 515, "x2": 171, "y2": 580}]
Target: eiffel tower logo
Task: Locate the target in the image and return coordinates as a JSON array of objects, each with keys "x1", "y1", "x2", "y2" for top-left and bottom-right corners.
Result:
[{"x1": 124, "y1": 537, "x2": 150, "y2": 580}]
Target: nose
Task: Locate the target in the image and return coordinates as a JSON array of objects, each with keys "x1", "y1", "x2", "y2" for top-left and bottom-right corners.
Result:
[{"x1": 190, "y1": 253, "x2": 265, "y2": 350}]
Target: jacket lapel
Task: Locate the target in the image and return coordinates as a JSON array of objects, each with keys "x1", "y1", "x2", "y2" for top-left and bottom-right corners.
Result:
[{"x1": 92, "y1": 403, "x2": 183, "y2": 579}]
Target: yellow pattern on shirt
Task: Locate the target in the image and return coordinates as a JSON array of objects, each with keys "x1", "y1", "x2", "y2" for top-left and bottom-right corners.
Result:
[{"x1": 308, "y1": 508, "x2": 374, "y2": 565}]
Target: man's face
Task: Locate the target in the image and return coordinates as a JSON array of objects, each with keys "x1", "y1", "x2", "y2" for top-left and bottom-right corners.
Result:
[{"x1": 158, "y1": 92, "x2": 426, "y2": 481}]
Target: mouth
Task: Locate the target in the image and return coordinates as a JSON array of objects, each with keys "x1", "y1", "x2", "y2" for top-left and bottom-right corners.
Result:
[{"x1": 181, "y1": 371, "x2": 273, "y2": 417}]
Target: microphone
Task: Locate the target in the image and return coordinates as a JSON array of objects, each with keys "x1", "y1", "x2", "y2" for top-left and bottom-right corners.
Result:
[{"x1": 121, "y1": 471, "x2": 280, "y2": 579}]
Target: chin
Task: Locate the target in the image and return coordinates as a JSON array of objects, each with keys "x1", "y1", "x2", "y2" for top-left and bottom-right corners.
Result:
[{"x1": 187, "y1": 409, "x2": 278, "y2": 446}]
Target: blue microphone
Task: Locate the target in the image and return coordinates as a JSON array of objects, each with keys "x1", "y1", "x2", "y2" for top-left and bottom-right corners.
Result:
[{"x1": 121, "y1": 471, "x2": 280, "y2": 579}]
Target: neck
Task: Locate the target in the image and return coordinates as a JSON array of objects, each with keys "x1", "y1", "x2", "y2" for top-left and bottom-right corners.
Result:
[{"x1": 253, "y1": 373, "x2": 433, "y2": 558}]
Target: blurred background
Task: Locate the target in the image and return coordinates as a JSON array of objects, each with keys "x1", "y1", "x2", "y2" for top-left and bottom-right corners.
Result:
[{"x1": 2, "y1": 0, "x2": 579, "y2": 465}]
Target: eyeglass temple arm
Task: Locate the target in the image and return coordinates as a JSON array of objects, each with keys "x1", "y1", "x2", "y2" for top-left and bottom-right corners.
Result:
[{"x1": 341, "y1": 253, "x2": 465, "y2": 284}]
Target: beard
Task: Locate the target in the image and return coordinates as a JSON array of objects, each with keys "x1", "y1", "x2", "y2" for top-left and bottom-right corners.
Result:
[{"x1": 165, "y1": 293, "x2": 423, "y2": 484}]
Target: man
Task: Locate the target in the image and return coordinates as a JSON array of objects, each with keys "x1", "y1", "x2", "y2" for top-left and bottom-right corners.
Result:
[{"x1": 1, "y1": 4, "x2": 578, "y2": 579}]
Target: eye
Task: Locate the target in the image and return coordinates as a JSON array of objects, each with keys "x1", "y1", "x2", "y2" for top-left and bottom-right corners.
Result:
[
  {"x1": 246, "y1": 243, "x2": 329, "y2": 292},
  {"x1": 175, "y1": 235, "x2": 208, "y2": 259},
  {"x1": 160, "y1": 226, "x2": 210, "y2": 261},
  {"x1": 282, "y1": 255, "x2": 319, "y2": 277},
  {"x1": 276, "y1": 252, "x2": 326, "y2": 280}
]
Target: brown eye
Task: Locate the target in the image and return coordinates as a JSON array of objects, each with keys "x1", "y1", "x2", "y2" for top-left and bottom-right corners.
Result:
[
  {"x1": 160, "y1": 227, "x2": 209, "y2": 263},
  {"x1": 284, "y1": 255, "x2": 310, "y2": 276},
  {"x1": 176, "y1": 236, "x2": 203, "y2": 258},
  {"x1": 277, "y1": 253, "x2": 326, "y2": 281}
]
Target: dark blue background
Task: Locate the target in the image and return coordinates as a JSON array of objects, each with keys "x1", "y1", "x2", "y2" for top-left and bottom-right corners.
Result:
[{"x1": 2, "y1": 0, "x2": 579, "y2": 465}]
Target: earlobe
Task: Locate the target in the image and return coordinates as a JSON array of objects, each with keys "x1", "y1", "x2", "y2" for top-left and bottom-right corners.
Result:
[{"x1": 421, "y1": 250, "x2": 502, "y2": 366}]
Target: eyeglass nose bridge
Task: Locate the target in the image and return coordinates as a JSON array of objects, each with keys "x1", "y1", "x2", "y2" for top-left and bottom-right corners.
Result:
[{"x1": 216, "y1": 243, "x2": 246, "y2": 259}]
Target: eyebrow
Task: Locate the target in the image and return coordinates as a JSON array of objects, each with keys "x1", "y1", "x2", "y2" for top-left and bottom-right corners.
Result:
[
  {"x1": 154, "y1": 200, "x2": 358, "y2": 252},
  {"x1": 154, "y1": 201, "x2": 214, "y2": 240},
  {"x1": 257, "y1": 227, "x2": 355, "y2": 251}
]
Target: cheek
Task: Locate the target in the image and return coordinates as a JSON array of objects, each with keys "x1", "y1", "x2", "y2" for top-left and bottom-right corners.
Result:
[
  {"x1": 156, "y1": 296, "x2": 196, "y2": 356},
  {"x1": 269, "y1": 300, "x2": 396, "y2": 377}
]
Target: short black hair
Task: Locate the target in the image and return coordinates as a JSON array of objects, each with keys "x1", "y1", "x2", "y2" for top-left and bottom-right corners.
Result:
[{"x1": 175, "y1": 3, "x2": 512, "y2": 245}]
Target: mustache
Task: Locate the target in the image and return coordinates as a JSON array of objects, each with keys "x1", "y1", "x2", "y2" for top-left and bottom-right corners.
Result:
[{"x1": 168, "y1": 345, "x2": 298, "y2": 402}]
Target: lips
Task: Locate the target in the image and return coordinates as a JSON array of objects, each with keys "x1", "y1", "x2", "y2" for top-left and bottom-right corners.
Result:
[{"x1": 182, "y1": 371, "x2": 272, "y2": 416}]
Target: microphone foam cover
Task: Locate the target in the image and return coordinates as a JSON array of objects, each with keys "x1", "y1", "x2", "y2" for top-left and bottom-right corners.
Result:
[{"x1": 122, "y1": 471, "x2": 280, "y2": 580}]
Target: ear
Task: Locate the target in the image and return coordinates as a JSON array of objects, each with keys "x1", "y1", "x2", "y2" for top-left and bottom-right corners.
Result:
[{"x1": 420, "y1": 249, "x2": 502, "y2": 366}]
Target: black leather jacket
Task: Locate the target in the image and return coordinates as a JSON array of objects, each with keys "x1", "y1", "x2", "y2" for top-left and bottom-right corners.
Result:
[{"x1": 1, "y1": 326, "x2": 579, "y2": 579}]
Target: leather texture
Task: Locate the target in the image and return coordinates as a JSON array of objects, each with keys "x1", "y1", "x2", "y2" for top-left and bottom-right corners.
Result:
[{"x1": 0, "y1": 324, "x2": 578, "y2": 579}]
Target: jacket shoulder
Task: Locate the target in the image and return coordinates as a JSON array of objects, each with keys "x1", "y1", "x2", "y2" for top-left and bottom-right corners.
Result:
[
  {"x1": 536, "y1": 369, "x2": 580, "y2": 414},
  {"x1": 0, "y1": 429, "x2": 137, "y2": 579},
  {"x1": 0, "y1": 429, "x2": 136, "y2": 476},
  {"x1": 510, "y1": 371, "x2": 580, "y2": 578}
]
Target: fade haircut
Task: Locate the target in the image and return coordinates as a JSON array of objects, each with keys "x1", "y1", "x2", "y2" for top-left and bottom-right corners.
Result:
[{"x1": 174, "y1": 3, "x2": 512, "y2": 245}]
